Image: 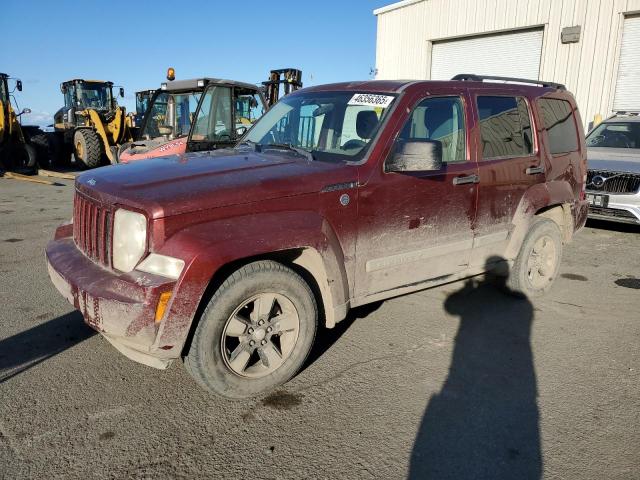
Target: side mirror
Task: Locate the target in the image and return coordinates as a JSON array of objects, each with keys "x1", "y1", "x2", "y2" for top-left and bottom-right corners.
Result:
[
  {"x1": 119, "y1": 87, "x2": 125, "y2": 98},
  {"x1": 16, "y1": 80, "x2": 23, "y2": 92},
  {"x1": 60, "y1": 84, "x2": 67, "y2": 94},
  {"x1": 386, "y1": 140, "x2": 443, "y2": 173},
  {"x1": 18, "y1": 108, "x2": 31, "y2": 116},
  {"x1": 236, "y1": 125, "x2": 248, "y2": 136}
]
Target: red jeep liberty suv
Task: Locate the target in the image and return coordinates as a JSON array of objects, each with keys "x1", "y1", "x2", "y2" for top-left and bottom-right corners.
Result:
[{"x1": 46, "y1": 74, "x2": 588, "y2": 398}]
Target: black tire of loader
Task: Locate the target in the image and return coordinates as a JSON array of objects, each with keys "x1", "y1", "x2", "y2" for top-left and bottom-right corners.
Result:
[
  {"x1": 28, "y1": 133, "x2": 53, "y2": 168},
  {"x1": 10, "y1": 143, "x2": 38, "y2": 175},
  {"x1": 74, "y1": 129, "x2": 102, "y2": 169}
]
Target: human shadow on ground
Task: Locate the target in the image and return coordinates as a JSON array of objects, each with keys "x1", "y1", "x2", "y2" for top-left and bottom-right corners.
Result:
[
  {"x1": 0, "y1": 311, "x2": 95, "y2": 383},
  {"x1": 409, "y1": 267, "x2": 541, "y2": 480}
]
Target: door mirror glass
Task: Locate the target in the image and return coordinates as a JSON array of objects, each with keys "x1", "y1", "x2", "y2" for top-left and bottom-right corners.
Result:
[
  {"x1": 387, "y1": 140, "x2": 443, "y2": 172},
  {"x1": 16, "y1": 80, "x2": 22, "y2": 92},
  {"x1": 119, "y1": 87, "x2": 125, "y2": 98}
]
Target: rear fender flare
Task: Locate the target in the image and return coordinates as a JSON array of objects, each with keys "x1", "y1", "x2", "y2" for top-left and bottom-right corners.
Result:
[{"x1": 505, "y1": 181, "x2": 575, "y2": 260}]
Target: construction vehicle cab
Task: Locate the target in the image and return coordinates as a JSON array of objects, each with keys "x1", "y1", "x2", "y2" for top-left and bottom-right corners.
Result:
[
  {"x1": 53, "y1": 79, "x2": 131, "y2": 168},
  {"x1": 0, "y1": 73, "x2": 47, "y2": 173},
  {"x1": 133, "y1": 89, "x2": 155, "y2": 127},
  {"x1": 118, "y1": 68, "x2": 302, "y2": 163},
  {"x1": 119, "y1": 78, "x2": 267, "y2": 162}
]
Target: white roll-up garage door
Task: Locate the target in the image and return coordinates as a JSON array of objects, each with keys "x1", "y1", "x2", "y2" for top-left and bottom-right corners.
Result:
[
  {"x1": 431, "y1": 29, "x2": 543, "y2": 81},
  {"x1": 613, "y1": 16, "x2": 640, "y2": 112}
]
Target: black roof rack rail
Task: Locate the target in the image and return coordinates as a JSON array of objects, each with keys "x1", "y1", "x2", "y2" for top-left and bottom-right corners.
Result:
[{"x1": 451, "y1": 74, "x2": 566, "y2": 90}]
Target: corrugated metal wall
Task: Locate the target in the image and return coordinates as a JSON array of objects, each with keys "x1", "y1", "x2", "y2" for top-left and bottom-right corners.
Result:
[{"x1": 375, "y1": 0, "x2": 640, "y2": 128}]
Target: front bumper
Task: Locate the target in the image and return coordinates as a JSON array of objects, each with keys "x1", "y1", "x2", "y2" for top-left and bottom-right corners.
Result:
[
  {"x1": 46, "y1": 233, "x2": 179, "y2": 369},
  {"x1": 586, "y1": 190, "x2": 640, "y2": 225}
]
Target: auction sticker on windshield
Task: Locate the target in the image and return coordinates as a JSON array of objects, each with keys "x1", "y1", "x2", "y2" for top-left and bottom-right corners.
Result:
[{"x1": 348, "y1": 93, "x2": 395, "y2": 108}]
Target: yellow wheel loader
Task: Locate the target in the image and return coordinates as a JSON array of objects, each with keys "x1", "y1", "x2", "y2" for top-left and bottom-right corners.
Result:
[
  {"x1": 53, "y1": 79, "x2": 133, "y2": 169},
  {"x1": 0, "y1": 72, "x2": 49, "y2": 174}
]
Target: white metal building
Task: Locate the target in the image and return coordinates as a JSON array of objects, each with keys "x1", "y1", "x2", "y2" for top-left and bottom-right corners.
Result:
[{"x1": 374, "y1": 0, "x2": 640, "y2": 128}]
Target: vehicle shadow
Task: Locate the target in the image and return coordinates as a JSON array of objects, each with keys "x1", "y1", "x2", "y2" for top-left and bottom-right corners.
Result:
[
  {"x1": 0, "y1": 311, "x2": 95, "y2": 383},
  {"x1": 409, "y1": 268, "x2": 541, "y2": 479},
  {"x1": 586, "y1": 218, "x2": 640, "y2": 233},
  {"x1": 303, "y1": 301, "x2": 384, "y2": 371}
]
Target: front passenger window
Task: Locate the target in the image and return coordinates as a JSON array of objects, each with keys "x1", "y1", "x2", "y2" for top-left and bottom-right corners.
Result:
[{"x1": 398, "y1": 96, "x2": 466, "y2": 163}]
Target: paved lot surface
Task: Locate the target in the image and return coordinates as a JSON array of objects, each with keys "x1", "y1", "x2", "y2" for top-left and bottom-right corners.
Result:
[{"x1": 0, "y1": 172, "x2": 639, "y2": 479}]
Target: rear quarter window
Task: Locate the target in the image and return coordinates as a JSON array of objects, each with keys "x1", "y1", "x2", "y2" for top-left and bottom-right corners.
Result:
[{"x1": 538, "y1": 98, "x2": 579, "y2": 155}]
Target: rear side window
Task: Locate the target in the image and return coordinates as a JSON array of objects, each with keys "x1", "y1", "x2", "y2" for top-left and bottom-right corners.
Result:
[
  {"x1": 538, "y1": 98, "x2": 579, "y2": 155},
  {"x1": 477, "y1": 96, "x2": 533, "y2": 159}
]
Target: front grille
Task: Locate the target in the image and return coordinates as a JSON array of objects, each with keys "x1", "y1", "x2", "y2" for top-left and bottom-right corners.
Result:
[
  {"x1": 587, "y1": 170, "x2": 640, "y2": 194},
  {"x1": 73, "y1": 193, "x2": 112, "y2": 267},
  {"x1": 589, "y1": 206, "x2": 638, "y2": 221}
]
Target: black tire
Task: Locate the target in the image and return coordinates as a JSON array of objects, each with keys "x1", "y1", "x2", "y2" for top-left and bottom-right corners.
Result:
[
  {"x1": 73, "y1": 129, "x2": 102, "y2": 169},
  {"x1": 184, "y1": 260, "x2": 318, "y2": 399},
  {"x1": 28, "y1": 133, "x2": 53, "y2": 168},
  {"x1": 47, "y1": 133, "x2": 71, "y2": 167},
  {"x1": 506, "y1": 218, "x2": 563, "y2": 297},
  {"x1": 9, "y1": 143, "x2": 38, "y2": 175}
]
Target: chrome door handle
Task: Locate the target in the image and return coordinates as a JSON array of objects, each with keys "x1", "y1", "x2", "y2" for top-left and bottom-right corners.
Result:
[
  {"x1": 452, "y1": 174, "x2": 480, "y2": 185},
  {"x1": 525, "y1": 166, "x2": 545, "y2": 175}
]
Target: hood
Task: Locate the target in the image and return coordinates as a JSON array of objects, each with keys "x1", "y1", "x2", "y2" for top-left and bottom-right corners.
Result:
[
  {"x1": 587, "y1": 147, "x2": 640, "y2": 174},
  {"x1": 75, "y1": 149, "x2": 352, "y2": 218}
]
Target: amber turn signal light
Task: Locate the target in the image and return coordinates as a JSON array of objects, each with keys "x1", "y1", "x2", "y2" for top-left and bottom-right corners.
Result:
[
  {"x1": 155, "y1": 292, "x2": 172, "y2": 323},
  {"x1": 167, "y1": 67, "x2": 175, "y2": 81}
]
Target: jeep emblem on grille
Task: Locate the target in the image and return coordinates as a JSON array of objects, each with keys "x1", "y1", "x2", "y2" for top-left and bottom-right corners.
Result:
[{"x1": 87, "y1": 178, "x2": 96, "y2": 186}]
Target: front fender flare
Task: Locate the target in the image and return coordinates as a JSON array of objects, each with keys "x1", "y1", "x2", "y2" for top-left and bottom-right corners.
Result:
[{"x1": 153, "y1": 211, "x2": 351, "y2": 353}]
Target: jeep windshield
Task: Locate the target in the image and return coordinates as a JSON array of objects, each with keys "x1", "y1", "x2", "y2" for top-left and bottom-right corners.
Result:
[
  {"x1": 240, "y1": 91, "x2": 396, "y2": 163},
  {"x1": 140, "y1": 91, "x2": 202, "y2": 140},
  {"x1": 586, "y1": 121, "x2": 640, "y2": 149},
  {"x1": 76, "y1": 83, "x2": 112, "y2": 110}
]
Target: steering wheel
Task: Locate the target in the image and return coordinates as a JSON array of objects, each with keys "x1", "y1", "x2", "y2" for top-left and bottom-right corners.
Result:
[{"x1": 341, "y1": 139, "x2": 366, "y2": 150}]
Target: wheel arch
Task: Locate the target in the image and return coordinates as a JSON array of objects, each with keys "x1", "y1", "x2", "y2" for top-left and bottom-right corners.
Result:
[
  {"x1": 178, "y1": 246, "x2": 347, "y2": 359},
  {"x1": 154, "y1": 212, "x2": 352, "y2": 358},
  {"x1": 505, "y1": 181, "x2": 576, "y2": 260}
]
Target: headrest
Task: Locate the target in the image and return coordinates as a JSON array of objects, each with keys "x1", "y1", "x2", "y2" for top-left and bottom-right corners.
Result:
[{"x1": 356, "y1": 110, "x2": 379, "y2": 139}]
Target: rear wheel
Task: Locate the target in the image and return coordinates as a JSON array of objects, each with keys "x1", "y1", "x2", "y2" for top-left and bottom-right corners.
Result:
[
  {"x1": 184, "y1": 260, "x2": 317, "y2": 398},
  {"x1": 507, "y1": 218, "x2": 562, "y2": 297},
  {"x1": 74, "y1": 129, "x2": 102, "y2": 169}
]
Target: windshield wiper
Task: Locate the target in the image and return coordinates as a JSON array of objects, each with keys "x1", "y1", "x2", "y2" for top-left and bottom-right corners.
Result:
[{"x1": 263, "y1": 143, "x2": 314, "y2": 162}]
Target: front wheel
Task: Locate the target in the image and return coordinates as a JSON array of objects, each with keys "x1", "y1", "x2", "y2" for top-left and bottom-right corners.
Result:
[
  {"x1": 184, "y1": 260, "x2": 317, "y2": 398},
  {"x1": 507, "y1": 218, "x2": 563, "y2": 297},
  {"x1": 74, "y1": 129, "x2": 102, "y2": 169},
  {"x1": 8, "y1": 143, "x2": 38, "y2": 175}
]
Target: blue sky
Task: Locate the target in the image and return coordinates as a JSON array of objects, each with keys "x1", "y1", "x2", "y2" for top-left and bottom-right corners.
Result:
[{"x1": 1, "y1": 0, "x2": 392, "y2": 127}]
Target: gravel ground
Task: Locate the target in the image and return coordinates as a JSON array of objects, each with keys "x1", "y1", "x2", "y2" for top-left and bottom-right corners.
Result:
[{"x1": 0, "y1": 173, "x2": 639, "y2": 479}]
